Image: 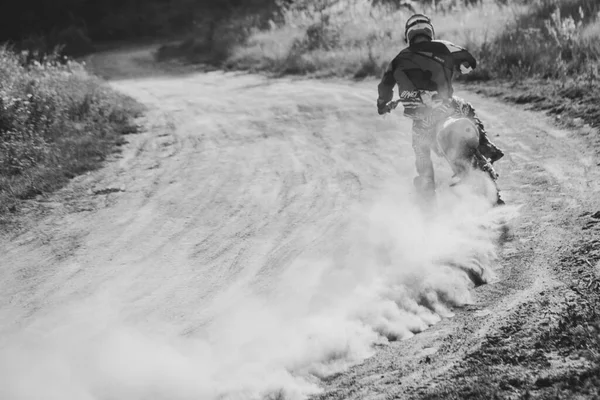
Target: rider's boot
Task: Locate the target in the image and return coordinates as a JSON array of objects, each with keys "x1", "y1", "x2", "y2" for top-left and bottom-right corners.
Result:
[
  {"x1": 496, "y1": 195, "x2": 505, "y2": 206},
  {"x1": 495, "y1": 175, "x2": 507, "y2": 206}
]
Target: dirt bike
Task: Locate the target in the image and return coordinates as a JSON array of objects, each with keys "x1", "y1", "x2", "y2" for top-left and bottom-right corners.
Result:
[{"x1": 382, "y1": 98, "x2": 503, "y2": 206}]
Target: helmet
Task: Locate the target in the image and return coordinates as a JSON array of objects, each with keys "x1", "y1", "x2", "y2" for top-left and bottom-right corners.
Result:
[{"x1": 404, "y1": 14, "x2": 435, "y2": 43}]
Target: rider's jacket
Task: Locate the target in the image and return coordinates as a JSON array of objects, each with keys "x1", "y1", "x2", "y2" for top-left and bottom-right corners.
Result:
[{"x1": 377, "y1": 39, "x2": 476, "y2": 118}]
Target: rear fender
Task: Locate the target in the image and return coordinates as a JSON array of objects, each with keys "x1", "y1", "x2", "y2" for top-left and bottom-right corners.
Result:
[{"x1": 436, "y1": 117, "x2": 480, "y2": 163}]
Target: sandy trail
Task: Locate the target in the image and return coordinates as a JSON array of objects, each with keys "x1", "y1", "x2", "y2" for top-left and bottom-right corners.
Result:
[{"x1": 0, "y1": 48, "x2": 597, "y2": 399}]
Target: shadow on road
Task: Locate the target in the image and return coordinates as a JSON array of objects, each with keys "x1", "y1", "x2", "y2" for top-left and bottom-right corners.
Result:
[{"x1": 83, "y1": 44, "x2": 218, "y2": 81}]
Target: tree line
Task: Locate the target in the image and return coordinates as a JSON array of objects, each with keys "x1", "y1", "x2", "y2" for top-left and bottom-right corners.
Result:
[
  {"x1": 1, "y1": 0, "x2": 277, "y2": 47},
  {"x1": 1, "y1": 0, "x2": 487, "y2": 55}
]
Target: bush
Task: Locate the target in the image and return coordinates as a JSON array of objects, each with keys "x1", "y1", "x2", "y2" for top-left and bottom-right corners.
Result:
[
  {"x1": 471, "y1": 0, "x2": 600, "y2": 81},
  {"x1": 0, "y1": 46, "x2": 143, "y2": 218}
]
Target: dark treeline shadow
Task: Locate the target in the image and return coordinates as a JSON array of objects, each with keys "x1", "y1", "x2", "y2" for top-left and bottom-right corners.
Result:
[{"x1": 0, "y1": 0, "x2": 287, "y2": 57}]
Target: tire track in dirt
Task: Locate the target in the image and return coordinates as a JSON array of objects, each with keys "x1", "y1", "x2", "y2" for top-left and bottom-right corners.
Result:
[{"x1": 1, "y1": 62, "x2": 392, "y2": 339}]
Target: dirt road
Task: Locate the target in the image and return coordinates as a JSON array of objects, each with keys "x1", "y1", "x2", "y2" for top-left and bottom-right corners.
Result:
[{"x1": 0, "y1": 48, "x2": 598, "y2": 400}]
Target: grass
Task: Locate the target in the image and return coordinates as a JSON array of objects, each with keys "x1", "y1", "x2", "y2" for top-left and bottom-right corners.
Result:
[
  {"x1": 0, "y1": 47, "x2": 143, "y2": 221},
  {"x1": 459, "y1": 0, "x2": 600, "y2": 131},
  {"x1": 224, "y1": 0, "x2": 600, "y2": 81},
  {"x1": 224, "y1": 0, "x2": 528, "y2": 78},
  {"x1": 157, "y1": 0, "x2": 527, "y2": 78},
  {"x1": 471, "y1": 0, "x2": 600, "y2": 80}
]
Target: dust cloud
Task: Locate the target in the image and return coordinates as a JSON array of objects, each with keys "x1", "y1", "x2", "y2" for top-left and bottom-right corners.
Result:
[{"x1": 0, "y1": 178, "x2": 516, "y2": 400}]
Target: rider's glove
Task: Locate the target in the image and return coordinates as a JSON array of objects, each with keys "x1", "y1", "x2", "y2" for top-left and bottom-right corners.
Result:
[
  {"x1": 419, "y1": 90, "x2": 438, "y2": 107},
  {"x1": 460, "y1": 62, "x2": 473, "y2": 75},
  {"x1": 377, "y1": 98, "x2": 389, "y2": 115}
]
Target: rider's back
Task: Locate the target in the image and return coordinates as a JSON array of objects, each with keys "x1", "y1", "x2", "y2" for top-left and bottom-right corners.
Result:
[{"x1": 378, "y1": 40, "x2": 476, "y2": 104}]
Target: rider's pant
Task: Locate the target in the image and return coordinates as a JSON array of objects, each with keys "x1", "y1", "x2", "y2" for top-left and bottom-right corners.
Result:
[{"x1": 410, "y1": 96, "x2": 504, "y2": 194}]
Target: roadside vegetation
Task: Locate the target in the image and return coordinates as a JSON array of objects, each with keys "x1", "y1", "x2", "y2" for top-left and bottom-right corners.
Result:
[
  {"x1": 223, "y1": 0, "x2": 522, "y2": 78},
  {"x1": 468, "y1": 0, "x2": 600, "y2": 136},
  {"x1": 156, "y1": 0, "x2": 598, "y2": 79},
  {"x1": 157, "y1": 0, "x2": 600, "y2": 129},
  {"x1": 0, "y1": 47, "x2": 142, "y2": 221}
]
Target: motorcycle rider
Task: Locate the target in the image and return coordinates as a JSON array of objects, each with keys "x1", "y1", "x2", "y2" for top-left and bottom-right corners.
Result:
[{"x1": 376, "y1": 13, "x2": 505, "y2": 205}]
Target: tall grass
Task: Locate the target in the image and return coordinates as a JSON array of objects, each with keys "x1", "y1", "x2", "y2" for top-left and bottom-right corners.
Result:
[
  {"x1": 218, "y1": 0, "x2": 599, "y2": 83},
  {"x1": 155, "y1": 0, "x2": 599, "y2": 84},
  {"x1": 0, "y1": 47, "x2": 143, "y2": 219},
  {"x1": 225, "y1": 0, "x2": 526, "y2": 77},
  {"x1": 474, "y1": 0, "x2": 600, "y2": 81}
]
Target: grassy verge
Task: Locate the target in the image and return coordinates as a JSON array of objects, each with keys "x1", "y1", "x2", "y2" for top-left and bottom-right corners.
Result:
[
  {"x1": 409, "y1": 212, "x2": 600, "y2": 399},
  {"x1": 0, "y1": 47, "x2": 143, "y2": 222}
]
